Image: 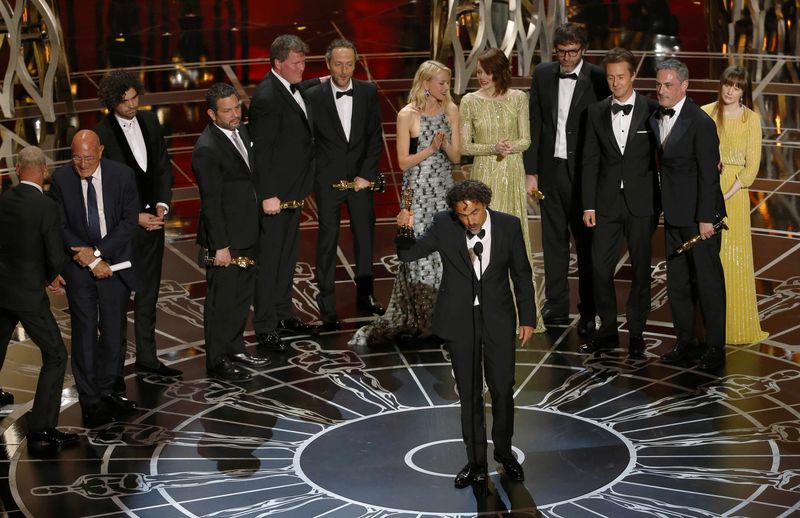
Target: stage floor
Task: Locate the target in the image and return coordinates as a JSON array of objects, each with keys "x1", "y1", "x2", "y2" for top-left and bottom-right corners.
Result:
[{"x1": 2, "y1": 190, "x2": 800, "y2": 516}]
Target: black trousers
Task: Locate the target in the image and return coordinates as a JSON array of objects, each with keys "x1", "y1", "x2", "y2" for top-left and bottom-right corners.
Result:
[
  {"x1": 665, "y1": 223, "x2": 726, "y2": 348},
  {"x1": 315, "y1": 186, "x2": 376, "y2": 320},
  {"x1": 64, "y1": 264, "x2": 130, "y2": 409},
  {"x1": 447, "y1": 308, "x2": 516, "y2": 467},
  {"x1": 128, "y1": 225, "x2": 165, "y2": 369},
  {"x1": 592, "y1": 190, "x2": 655, "y2": 339},
  {"x1": 0, "y1": 300, "x2": 68, "y2": 432},
  {"x1": 204, "y1": 248, "x2": 256, "y2": 369},
  {"x1": 541, "y1": 158, "x2": 595, "y2": 319},
  {"x1": 253, "y1": 208, "x2": 302, "y2": 333}
]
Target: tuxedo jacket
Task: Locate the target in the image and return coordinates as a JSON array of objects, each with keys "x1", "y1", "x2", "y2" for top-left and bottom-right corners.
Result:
[
  {"x1": 648, "y1": 99, "x2": 724, "y2": 227},
  {"x1": 49, "y1": 159, "x2": 139, "y2": 288},
  {"x1": 523, "y1": 60, "x2": 610, "y2": 184},
  {"x1": 193, "y1": 123, "x2": 259, "y2": 252},
  {"x1": 304, "y1": 78, "x2": 383, "y2": 185},
  {"x1": 249, "y1": 71, "x2": 315, "y2": 203},
  {"x1": 397, "y1": 209, "x2": 536, "y2": 345},
  {"x1": 0, "y1": 183, "x2": 64, "y2": 312},
  {"x1": 582, "y1": 93, "x2": 660, "y2": 217},
  {"x1": 95, "y1": 110, "x2": 173, "y2": 213}
]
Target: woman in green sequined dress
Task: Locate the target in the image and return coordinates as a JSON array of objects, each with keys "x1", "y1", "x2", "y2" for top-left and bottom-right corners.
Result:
[{"x1": 459, "y1": 48, "x2": 545, "y2": 332}]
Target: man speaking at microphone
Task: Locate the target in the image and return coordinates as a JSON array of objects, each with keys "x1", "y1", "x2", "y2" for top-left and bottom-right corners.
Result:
[{"x1": 395, "y1": 179, "x2": 535, "y2": 489}]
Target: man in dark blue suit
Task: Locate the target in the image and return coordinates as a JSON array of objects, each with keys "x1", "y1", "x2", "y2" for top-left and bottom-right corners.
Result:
[
  {"x1": 396, "y1": 180, "x2": 535, "y2": 488},
  {"x1": 50, "y1": 130, "x2": 140, "y2": 425},
  {"x1": 0, "y1": 146, "x2": 77, "y2": 445}
]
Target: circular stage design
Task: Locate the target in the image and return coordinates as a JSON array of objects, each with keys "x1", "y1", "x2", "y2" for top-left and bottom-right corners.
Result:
[{"x1": 8, "y1": 335, "x2": 800, "y2": 517}]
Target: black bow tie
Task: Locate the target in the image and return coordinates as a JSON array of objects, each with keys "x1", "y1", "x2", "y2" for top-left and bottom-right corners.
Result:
[
  {"x1": 611, "y1": 103, "x2": 633, "y2": 115},
  {"x1": 558, "y1": 72, "x2": 578, "y2": 80},
  {"x1": 289, "y1": 83, "x2": 298, "y2": 94},
  {"x1": 467, "y1": 229, "x2": 486, "y2": 239},
  {"x1": 335, "y1": 89, "x2": 353, "y2": 99},
  {"x1": 659, "y1": 106, "x2": 676, "y2": 118}
]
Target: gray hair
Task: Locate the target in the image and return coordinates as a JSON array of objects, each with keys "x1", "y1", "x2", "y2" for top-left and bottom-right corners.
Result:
[
  {"x1": 270, "y1": 34, "x2": 309, "y2": 65},
  {"x1": 17, "y1": 145, "x2": 46, "y2": 168},
  {"x1": 325, "y1": 38, "x2": 358, "y2": 61},
  {"x1": 656, "y1": 58, "x2": 689, "y2": 82}
]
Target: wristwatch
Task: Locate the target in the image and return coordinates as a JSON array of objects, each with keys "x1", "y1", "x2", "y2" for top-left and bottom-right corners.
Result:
[{"x1": 93, "y1": 247, "x2": 102, "y2": 258}]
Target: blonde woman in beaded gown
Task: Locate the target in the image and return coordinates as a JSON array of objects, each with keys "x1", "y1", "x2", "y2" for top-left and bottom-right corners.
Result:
[
  {"x1": 459, "y1": 48, "x2": 545, "y2": 332},
  {"x1": 350, "y1": 61, "x2": 460, "y2": 345},
  {"x1": 702, "y1": 65, "x2": 768, "y2": 344}
]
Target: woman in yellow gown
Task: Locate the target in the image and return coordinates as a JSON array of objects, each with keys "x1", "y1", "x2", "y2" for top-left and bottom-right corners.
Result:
[
  {"x1": 702, "y1": 65, "x2": 768, "y2": 344},
  {"x1": 459, "y1": 48, "x2": 545, "y2": 332}
]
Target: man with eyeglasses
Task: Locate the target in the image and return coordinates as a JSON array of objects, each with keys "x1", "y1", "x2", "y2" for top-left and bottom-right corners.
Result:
[
  {"x1": 50, "y1": 130, "x2": 140, "y2": 426},
  {"x1": 95, "y1": 70, "x2": 182, "y2": 385},
  {"x1": 523, "y1": 23, "x2": 609, "y2": 337}
]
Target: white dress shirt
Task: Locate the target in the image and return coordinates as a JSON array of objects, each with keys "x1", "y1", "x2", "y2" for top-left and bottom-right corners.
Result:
[
  {"x1": 554, "y1": 60, "x2": 584, "y2": 159},
  {"x1": 81, "y1": 164, "x2": 108, "y2": 270},
  {"x1": 612, "y1": 91, "x2": 636, "y2": 188},
  {"x1": 466, "y1": 211, "x2": 492, "y2": 305},
  {"x1": 332, "y1": 80, "x2": 353, "y2": 141},
  {"x1": 272, "y1": 70, "x2": 307, "y2": 118},
  {"x1": 115, "y1": 114, "x2": 148, "y2": 172},
  {"x1": 659, "y1": 96, "x2": 687, "y2": 146}
]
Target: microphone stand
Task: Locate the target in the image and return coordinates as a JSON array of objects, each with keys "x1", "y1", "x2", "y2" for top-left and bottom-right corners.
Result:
[{"x1": 471, "y1": 240, "x2": 487, "y2": 492}]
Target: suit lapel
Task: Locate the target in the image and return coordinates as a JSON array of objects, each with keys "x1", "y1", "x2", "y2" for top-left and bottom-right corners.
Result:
[
  {"x1": 662, "y1": 105, "x2": 692, "y2": 153},
  {"x1": 108, "y1": 115, "x2": 141, "y2": 173},
  {"x1": 549, "y1": 67, "x2": 559, "y2": 128},
  {"x1": 569, "y1": 66, "x2": 591, "y2": 117},
  {"x1": 349, "y1": 81, "x2": 364, "y2": 144},
  {"x1": 210, "y1": 124, "x2": 250, "y2": 172},
  {"x1": 271, "y1": 73, "x2": 312, "y2": 131},
  {"x1": 648, "y1": 112, "x2": 661, "y2": 146},
  {"x1": 136, "y1": 113, "x2": 153, "y2": 174},
  {"x1": 238, "y1": 125, "x2": 255, "y2": 172},
  {"x1": 601, "y1": 98, "x2": 621, "y2": 155},
  {"x1": 624, "y1": 93, "x2": 650, "y2": 150}
]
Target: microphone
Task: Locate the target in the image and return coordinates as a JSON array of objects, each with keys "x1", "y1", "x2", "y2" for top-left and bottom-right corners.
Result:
[{"x1": 473, "y1": 241, "x2": 483, "y2": 257}]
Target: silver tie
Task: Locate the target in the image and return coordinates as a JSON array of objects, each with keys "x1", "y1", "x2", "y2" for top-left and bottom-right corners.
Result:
[{"x1": 232, "y1": 130, "x2": 249, "y2": 169}]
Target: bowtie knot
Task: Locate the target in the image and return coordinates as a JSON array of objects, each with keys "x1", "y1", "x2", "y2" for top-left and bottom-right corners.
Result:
[
  {"x1": 336, "y1": 89, "x2": 353, "y2": 99},
  {"x1": 289, "y1": 83, "x2": 298, "y2": 94},
  {"x1": 659, "y1": 106, "x2": 676, "y2": 118},
  {"x1": 467, "y1": 229, "x2": 486, "y2": 239},
  {"x1": 558, "y1": 72, "x2": 578, "y2": 80},
  {"x1": 611, "y1": 103, "x2": 633, "y2": 115}
]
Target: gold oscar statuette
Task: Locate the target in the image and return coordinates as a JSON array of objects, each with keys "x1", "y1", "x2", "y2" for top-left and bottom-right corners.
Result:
[
  {"x1": 279, "y1": 199, "x2": 305, "y2": 210},
  {"x1": 203, "y1": 251, "x2": 256, "y2": 269},
  {"x1": 331, "y1": 172, "x2": 386, "y2": 193}
]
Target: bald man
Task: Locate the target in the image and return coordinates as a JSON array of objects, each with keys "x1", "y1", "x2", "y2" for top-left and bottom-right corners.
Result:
[{"x1": 50, "y1": 130, "x2": 140, "y2": 426}]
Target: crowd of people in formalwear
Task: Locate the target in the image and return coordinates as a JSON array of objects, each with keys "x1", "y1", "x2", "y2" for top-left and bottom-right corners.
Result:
[{"x1": 0, "y1": 25, "x2": 767, "y2": 489}]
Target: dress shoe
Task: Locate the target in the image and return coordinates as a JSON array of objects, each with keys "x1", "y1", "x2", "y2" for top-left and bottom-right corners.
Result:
[
  {"x1": 542, "y1": 308, "x2": 570, "y2": 326},
  {"x1": 27, "y1": 428, "x2": 79, "y2": 446},
  {"x1": 102, "y1": 393, "x2": 138, "y2": 413},
  {"x1": 494, "y1": 454, "x2": 524, "y2": 482},
  {"x1": 578, "y1": 334, "x2": 618, "y2": 354},
  {"x1": 660, "y1": 341, "x2": 693, "y2": 365},
  {"x1": 319, "y1": 319, "x2": 343, "y2": 332},
  {"x1": 277, "y1": 318, "x2": 318, "y2": 336},
  {"x1": 577, "y1": 316, "x2": 596, "y2": 337},
  {"x1": 228, "y1": 352, "x2": 271, "y2": 368},
  {"x1": 628, "y1": 336, "x2": 646, "y2": 360},
  {"x1": 696, "y1": 346, "x2": 726, "y2": 372},
  {"x1": 0, "y1": 388, "x2": 14, "y2": 406},
  {"x1": 136, "y1": 362, "x2": 182, "y2": 377},
  {"x1": 82, "y1": 404, "x2": 116, "y2": 427},
  {"x1": 207, "y1": 358, "x2": 252, "y2": 383},
  {"x1": 356, "y1": 295, "x2": 386, "y2": 316},
  {"x1": 256, "y1": 331, "x2": 287, "y2": 352},
  {"x1": 454, "y1": 463, "x2": 488, "y2": 488}
]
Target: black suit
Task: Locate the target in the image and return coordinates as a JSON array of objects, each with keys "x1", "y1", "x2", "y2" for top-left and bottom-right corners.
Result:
[
  {"x1": 398, "y1": 209, "x2": 535, "y2": 466},
  {"x1": 305, "y1": 79, "x2": 383, "y2": 320},
  {"x1": 96, "y1": 110, "x2": 173, "y2": 371},
  {"x1": 249, "y1": 70, "x2": 315, "y2": 333},
  {"x1": 648, "y1": 98, "x2": 726, "y2": 349},
  {"x1": 524, "y1": 60, "x2": 610, "y2": 320},
  {"x1": 0, "y1": 183, "x2": 68, "y2": 432},
  {"x1": 193, "y1": 123, "x2": 260, "y2": 369},
  {"x1": 582, "y1": 93, "x2": 660, "y2": 340},
  {"x1": 50, "y1": 159, "x2": 139, "y2": 410}
]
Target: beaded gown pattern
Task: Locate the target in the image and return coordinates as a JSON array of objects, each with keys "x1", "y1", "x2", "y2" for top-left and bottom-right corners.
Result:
[{"x1": 349, "y1": 111, "x2": 454, "y2": 345}]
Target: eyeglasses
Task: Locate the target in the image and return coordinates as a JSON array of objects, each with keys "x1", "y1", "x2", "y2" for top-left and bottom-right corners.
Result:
[
  {"x1": 72, "y1": 156, "x2": 99, "y2": 165},
  {"x1": 555, "y1": 48, "x2": 583, "y2": 57}
]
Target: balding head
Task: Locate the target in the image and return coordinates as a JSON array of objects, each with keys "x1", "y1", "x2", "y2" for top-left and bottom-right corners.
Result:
[
  {"x1": 71, "y1": 130, "x2": 103, "y2": 178},
  {"x1": 16, "y1": 146, "x2": 48, "y2": 186}
]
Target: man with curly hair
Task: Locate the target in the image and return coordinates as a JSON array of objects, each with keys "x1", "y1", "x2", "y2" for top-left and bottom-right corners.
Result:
[{"x1": 95, "y1": 70, "x2": 181, "y2": 384}]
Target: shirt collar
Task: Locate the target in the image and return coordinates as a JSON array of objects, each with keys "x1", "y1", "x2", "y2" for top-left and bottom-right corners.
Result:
[
  {"x1": 332, "y1": 80, "x2": 353, "y2": 94},
  {"x1": 114, "y1": 113, "x2": 137, "y2": 129},
  {"x1": 466, "y1": 210, "x2": 492, "y2": 241},
  {"x1": 271, "y1": 69, "x2": 297, "y2": 94},
  {"x1": 613, "y1": 90, "x2": 636, "y2": 106},
  {"x1": 669, "y1": 96, "x2": 688, "y2": 118},
  {"x1": 214, "y1": 123, "x2": 237, "y2": 139},
  {"x1": 561, "y1": 60, "x2": 584, "y2": 78},
  {"x1": 20, "y1": 180, "x2": 43, "y2": 193}
]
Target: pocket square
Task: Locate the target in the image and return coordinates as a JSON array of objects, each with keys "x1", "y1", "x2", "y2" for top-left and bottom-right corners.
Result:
[{"x1": 636, "y1": 130, "x2": 649, "y2": 134}]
